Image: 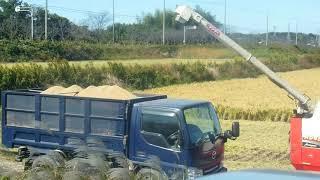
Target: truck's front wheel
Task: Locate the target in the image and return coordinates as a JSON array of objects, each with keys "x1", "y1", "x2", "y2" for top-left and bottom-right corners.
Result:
[
  {"x1": 32, "y1": 151, "x2": 65, "y2": 169},
  {"x1": 107, "y1": 168, "x2": 130, "y2": 180},
  {"x1": 136, "y1": 168, "x2": 167, "y2": 180}
]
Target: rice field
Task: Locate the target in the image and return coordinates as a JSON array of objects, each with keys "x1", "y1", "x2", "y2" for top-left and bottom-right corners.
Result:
[
  {"x1": 221, "y1": 120, "x2": 292, "y2": 170},
  {"x1": 145, "y1": 68, "x2": 320, "y2": 121},
  {"x1": 0, "y1": 58, "x2": 228, "y2": 68}
]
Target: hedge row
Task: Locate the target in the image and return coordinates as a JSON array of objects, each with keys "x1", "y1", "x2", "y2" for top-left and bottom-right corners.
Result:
[
  {"x1": 0, "y1": 40, "x2": 179, "y2": 62},
  {"x1": 1, "y1": 40, "x2": 318, "y2": 62},
  {"x1": 1, "y1": 53, "x2": 320, "y2": 92}
]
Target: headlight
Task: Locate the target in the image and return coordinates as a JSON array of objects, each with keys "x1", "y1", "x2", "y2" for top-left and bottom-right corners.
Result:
[{"x1": 187, "y1": 167, "x2": 203, "y2": 180}]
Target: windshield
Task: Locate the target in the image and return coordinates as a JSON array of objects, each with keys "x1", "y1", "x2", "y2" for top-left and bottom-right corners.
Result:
[{"x1": 184, "y1": 104, "x2": 222, "y2": 145}]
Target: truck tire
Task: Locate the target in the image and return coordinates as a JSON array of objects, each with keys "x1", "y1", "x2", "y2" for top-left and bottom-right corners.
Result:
[
  {"x1": 31, "y1": 152, "x2": 65, "y2": 169},
  {"x1": 107, "y1": 168, "x2": 130, "y2": 180},
  {"x1": 136, "y1": 168, "x2": 167, "y2": 180},
  {"x1": 65, "y1": 157, "x2": 106, "y2": 177},
  {"x1": 32, "y1": 155, "x2": 58, "y2": 169},
  {"x1": 65, "y1": 158, "x2": 91, "y2": 172},
  {"x1": 48, "y1": 151, "x2": 65, "y2": 166},
  {"x1": 62, "y1": 171, "x2": 84, "y2": 180},
  {"x1": 25, "y1": 167, "x2": 56, "y2": 180}
]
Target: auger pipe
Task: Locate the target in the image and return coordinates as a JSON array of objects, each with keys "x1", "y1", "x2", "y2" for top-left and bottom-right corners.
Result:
[{"x1": 175, "y1": 5, "x2": 313, "y2": 114}]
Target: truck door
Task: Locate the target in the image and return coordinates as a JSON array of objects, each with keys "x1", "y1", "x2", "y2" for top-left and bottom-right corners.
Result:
[{"x1": 131, "y1": 107, "x2": 186, "y2": 176}]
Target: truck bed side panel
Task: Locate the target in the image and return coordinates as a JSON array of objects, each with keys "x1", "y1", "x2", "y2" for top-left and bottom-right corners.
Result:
[{"x1": 2, "y1": 91, "x2": 128, "y2": 152}]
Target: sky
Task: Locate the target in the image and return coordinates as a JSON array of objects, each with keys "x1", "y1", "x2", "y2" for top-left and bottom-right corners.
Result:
[{"x1": 23, "y1": 0, "x2": 320, "y2": 34}]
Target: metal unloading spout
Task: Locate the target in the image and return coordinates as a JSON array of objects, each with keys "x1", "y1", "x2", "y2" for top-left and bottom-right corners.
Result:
[{"x1": 175, "y1": 5, "x2": 313, "y2": 115}]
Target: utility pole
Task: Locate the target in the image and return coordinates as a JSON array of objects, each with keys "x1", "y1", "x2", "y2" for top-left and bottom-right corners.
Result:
[
  {"x1": 163, "y1": 0, "x2": 166, "y2": 45},
  {"x1": 224, "y1": 0, "x2": 227, "y2": 34},
  {"x1": 15, "y1": 5, "x2": 34, "y2": 40},
  {"x1": 45, "y1": 0, "x2": 48, "y2": 40},
  {"x1": 183, "y1": 26, "x2": 186, "y2": 45},
  {"x1": 295, "y1": 22, "x2": 298, "y2": 45},
  {"x1": 287, "y1": 23, "x2": 291, "y2": 44},
  {"x1": 31, "y1": 9, "x2": 33, "y2": 40},
  {"x1": 113, "y1": 0, "x2": 115, "y2": 43},
  {"x1": 266, "y1": 15, "x2": 269, "y2": 46}
]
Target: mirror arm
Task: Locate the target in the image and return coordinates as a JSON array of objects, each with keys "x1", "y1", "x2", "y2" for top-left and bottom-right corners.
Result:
[{"x1": 224, "y1": 130, "x2": 237, "y2": 141}]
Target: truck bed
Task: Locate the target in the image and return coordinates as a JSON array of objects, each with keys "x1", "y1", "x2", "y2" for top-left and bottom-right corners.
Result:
[{"x1": 1, "y1": 89, "x2": 166, "y2": 153}]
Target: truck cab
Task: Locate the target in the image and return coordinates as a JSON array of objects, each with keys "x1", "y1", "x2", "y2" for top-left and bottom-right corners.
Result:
[{"x1": 129, "y1": 99, "x2": 236, "y2": 177}]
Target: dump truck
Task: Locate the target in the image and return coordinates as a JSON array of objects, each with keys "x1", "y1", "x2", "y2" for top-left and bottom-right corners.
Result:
[
  {"x1": 174, "y1": 5, "x2": 320, "y2": 172},
  {"x1": 1, "y1": 86, "x2": 239, "y2": 179}
]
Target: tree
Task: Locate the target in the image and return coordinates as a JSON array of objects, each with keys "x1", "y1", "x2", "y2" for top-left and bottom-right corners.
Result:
[
  {"x1": 82, "y1": 12, "x2": 110, "y2": 30},
  {"x1": 0, "y1": 0, "x2": 29, "y2": 39},
  {"x1": 194, "y1": 5, "x2": 222, "y2": 28},
  {"x1": 0, "y1": 2, "x2": 223, "y2": 44},
  {"x1": 47, "y1": 13, "x2": 73, "y2": 40},
  {"x1": 80, "y1": 12, "x2": 111, "y2": 42}
]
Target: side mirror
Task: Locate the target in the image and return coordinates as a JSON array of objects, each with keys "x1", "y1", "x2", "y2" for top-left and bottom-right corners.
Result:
[{"x1": 231, "y1": 122, "x2": 240, "y2": 137}]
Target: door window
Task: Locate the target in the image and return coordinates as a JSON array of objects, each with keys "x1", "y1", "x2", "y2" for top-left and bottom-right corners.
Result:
[{"x1": 141, "y1": 109, "x2": 181, "y2": 150}]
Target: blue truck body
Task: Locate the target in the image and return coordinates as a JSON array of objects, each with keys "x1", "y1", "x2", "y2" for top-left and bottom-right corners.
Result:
[
  {"x1": 1, "y1": 89, "x2": 165, "y2": 152},
  {"x1": 1, "y1": 89, "x2": 228, "y2": 178}
]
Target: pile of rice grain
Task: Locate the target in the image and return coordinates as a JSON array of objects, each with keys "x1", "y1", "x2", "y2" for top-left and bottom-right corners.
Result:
[
  {"x1": 58, "y1": 85, "x2": 83, "y2": 96},
  {"x1": 98, "y1": 85, "x2": 137, "y2": 100},
  {"x1": 76, "y1": 86, "x2": 102, "y2": 98},
  {"x1": 41, "y1": 86, "x2": 65, "y2": 95},
  {"x1": 42, "y1": 85, "x2": 136, "y2": 100}
]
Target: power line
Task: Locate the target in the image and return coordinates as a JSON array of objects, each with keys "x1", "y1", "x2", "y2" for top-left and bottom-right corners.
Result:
[
  {"x1": 186, "y1": 0, "x2": 225, "y2": 6},
  {"x1": 31, "y1": 4, "x2": 140, "y2": 18}
]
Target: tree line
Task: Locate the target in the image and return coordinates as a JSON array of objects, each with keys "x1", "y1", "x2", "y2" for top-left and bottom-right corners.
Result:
[
  {"x1": 0, "y1": 0, "x2": 223, "y2": 43},
  {"x1": 1, "y1": 0, "x2": 319, "y2": 46}
]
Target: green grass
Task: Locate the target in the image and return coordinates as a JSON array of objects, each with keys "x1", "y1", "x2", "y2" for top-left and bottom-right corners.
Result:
[
  {"x1": 0, "y1": 58, "x2": 229, "y2": 68},
  {"x1": 221, "y1": 120, "x2": 292, "y2": 171}
]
